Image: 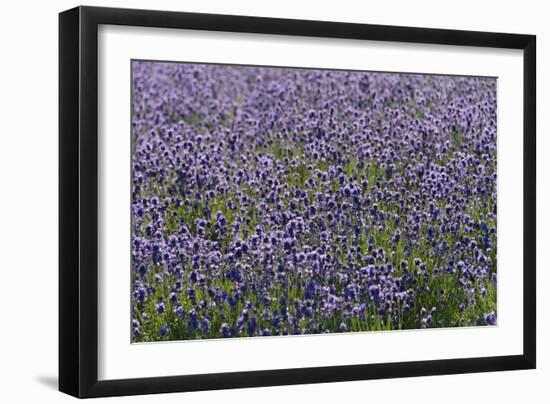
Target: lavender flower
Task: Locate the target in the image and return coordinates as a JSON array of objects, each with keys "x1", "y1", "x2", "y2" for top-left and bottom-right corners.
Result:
[{"x1": 131, "y1": 61, "x2": 497, "y2": 342}]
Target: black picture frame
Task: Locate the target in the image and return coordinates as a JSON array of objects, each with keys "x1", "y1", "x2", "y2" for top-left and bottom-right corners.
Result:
[{"x1": 59, "y1": 5, "x2": 536, "y2": 398}]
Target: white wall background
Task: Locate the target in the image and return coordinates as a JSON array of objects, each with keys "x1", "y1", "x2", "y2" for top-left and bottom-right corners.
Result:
[{"x1": 0, "y1": 0, "x2": 546, "y2": 402}]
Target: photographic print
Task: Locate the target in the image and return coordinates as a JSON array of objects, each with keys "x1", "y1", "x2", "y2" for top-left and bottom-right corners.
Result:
[
  {"x1": 130, "y1": 60, "x2": 497, "y2": 343},
  {"x1": 59, "y1": 8, "x2": 536, "y2": 396}
]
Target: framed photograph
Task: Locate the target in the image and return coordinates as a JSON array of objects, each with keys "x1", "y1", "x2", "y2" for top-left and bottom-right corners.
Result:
[{"x1": 59, "y1": 6, "x2": 536, "y2": 398}]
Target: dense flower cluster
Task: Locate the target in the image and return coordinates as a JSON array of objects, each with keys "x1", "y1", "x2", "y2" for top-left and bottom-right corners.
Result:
[{"x1": 131, "y1": 61, "x2": 497, "y2": 342}]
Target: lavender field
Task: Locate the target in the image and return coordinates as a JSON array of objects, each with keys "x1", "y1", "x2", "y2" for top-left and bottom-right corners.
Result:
[{"x1": 131, "y1": 60, "x2": 497, "y2": 342}]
